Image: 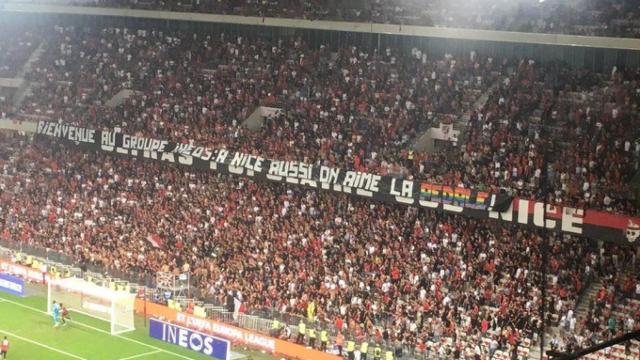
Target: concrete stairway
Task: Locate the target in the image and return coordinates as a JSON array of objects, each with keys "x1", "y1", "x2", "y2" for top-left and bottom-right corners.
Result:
[
  {"x1": 105, "y1": 89, "x2": 143, "y2": 108},
  {"x1": 574, "y1": 277, "x2": 603, "y2": 322},
  {"x1": 528, "y1": 341, "x2": 543, "y2": 360},
  {"x1": 241, "y1": 106, "x2": 283, "y2": 131},
  {"x1": 11, "y1": 42, "x2": 45, "y2": 112},
  {"x1": 413, "y1": 82, "x2": 497, "y2": 153},
  {"x1": 527, "y1": 277, "x2": 603, "y2": 360}
]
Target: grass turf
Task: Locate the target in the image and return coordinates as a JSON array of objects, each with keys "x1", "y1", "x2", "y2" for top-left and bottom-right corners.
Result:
[{"x1": 0, "y1": 291, "x2": 276, "y2": 360}]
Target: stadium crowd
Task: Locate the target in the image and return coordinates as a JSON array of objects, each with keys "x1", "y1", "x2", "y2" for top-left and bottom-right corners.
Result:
[
  {"x1": 0, "y1": 18, "x2": 639, "y2": 359},
  {"x1": 548, "y1": 242, "x2": 640, "y2": 359},
  {"x1": 448, "y1": 60, "x2": 640, "y2": 215},
  {"x1": 12, "y1": 25, "x2": 640, "y2": 215},
  {"x1": 29, "y1": 0, "x2": 640, "y2": 38},
  {"x1": 2, "y1": 135, "x2": 638, "y2": 358},
  {"x1": 18, "y1": 26, "x2": 490, "y2": 181}
]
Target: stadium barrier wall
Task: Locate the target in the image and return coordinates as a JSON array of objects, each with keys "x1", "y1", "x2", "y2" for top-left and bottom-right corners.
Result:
[
  {"x1": 4, "y1": 2, "x2": 640, "y2": 50},
  {"x1": 133, "y1": 299, "x2": 341, "y2": 360},
  {"x1": 0, "y1": 258, "x2": 48, "y2": 284},
  {"x1": 0, "y1": 118, "x2": 36, "y2": 133}
]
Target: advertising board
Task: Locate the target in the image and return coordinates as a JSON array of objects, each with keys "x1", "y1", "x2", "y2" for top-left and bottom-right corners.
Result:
[
  {"x1": 149, "y1": 318, "x2": 230, "y2": 360},
  {"x1": 0, "y1": 259, "x2": 48, "y2": 283},
  {"x1": 0, "y1": 273, "x2": 25, "y2": 297},
  {"x1": 134, "y1": 299, "x2": 341, "y2": 360}
]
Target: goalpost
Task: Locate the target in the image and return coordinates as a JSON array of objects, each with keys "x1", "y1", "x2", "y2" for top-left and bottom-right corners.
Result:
[{"x1": 47, "y1": 277, "x2": 136, "y2": 335}]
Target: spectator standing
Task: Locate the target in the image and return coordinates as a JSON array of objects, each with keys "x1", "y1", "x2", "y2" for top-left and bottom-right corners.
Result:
[
  {"x1": 489, "y1": 336, "x2": 499, "y2": 359},
  {"x1": 336, "y1": 332, "x2": 345, "y2": 355},
  {"x1": 608, "y1": 315, "x2": 617, "y2": 336}
]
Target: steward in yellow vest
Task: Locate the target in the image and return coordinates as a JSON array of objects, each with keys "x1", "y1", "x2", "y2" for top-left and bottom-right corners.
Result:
[
  {"x1": 270, "y1": 319, "x2": 280, "y2": 337},
  {"x1": 360, "y1": 342, "x2": 369, "y2": 360},
  {"x1": 296, "y1": 321, "x2": 306, "y2": 344},
  {"x1": 307, "y1": 328, "x2": 316, "y2": 348},
  {"x1": 385, "y1": 350, "x2": 394, "y2": 360},
  {"x1": 346, "y1": 340, "x2": 356, "y2": 360},
  {"x1": 320, "y1": 330, "x2": 328, "y2": 351},
  {"x1": 306, "y1": 301, "x2": 315, "y2": 321},
  {"x1": 373, "y1": 345, "x2": 382, "y2": 360}
]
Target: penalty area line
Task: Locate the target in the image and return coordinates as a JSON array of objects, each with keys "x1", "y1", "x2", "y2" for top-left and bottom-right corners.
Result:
[
  {"x1": 117, "y1": 349, "x2": 162, "y2": 360},
  {"x1": 0, "y1": 327, "x2": 88, "y2": 360}
]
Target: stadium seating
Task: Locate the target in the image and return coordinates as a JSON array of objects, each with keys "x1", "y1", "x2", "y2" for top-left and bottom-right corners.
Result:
[
  {"x1": 543, "y1": 241, "x2": 640, "y2": 359},
  {"x1": 559, "y1": 297, "x2": 640, "y2": 359},
  {"x1": 0, "y1": 12, "x2": 639, "y2": 360},
  {"x1": 1, "y1": 134, "x2": 636, "y2": 357},
  {"x1": 15, "y1": 0, "x2": 640, "y2": 38},
  {"x1": 10, "y1": 26, "x2": 640, "y2": 214}
]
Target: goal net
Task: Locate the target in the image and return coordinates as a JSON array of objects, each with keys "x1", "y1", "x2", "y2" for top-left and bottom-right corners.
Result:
[{"x1": 47, "y1": 277, "x2": 136, "y2": 335}]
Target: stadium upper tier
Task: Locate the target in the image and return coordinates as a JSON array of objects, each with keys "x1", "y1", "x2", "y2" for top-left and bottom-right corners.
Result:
[
  {"x1": 17, "y1": 0, "x2": 640, "y2": 38},
  {"x1": 7, "y1": 25, "x2": 640, "y2": 215}
]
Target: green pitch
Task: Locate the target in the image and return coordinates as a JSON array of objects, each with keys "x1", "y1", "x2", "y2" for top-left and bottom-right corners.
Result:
[{"x1": 0, "y1": 291, "x2": 276, "y2": 360}]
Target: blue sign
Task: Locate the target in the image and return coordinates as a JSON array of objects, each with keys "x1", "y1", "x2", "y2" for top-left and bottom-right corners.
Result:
[
  {"x1": 0, "y1": 273, "x2": 25, "y2": 297},
  {"x1": 149, "y1": 318, "x2": 230, "y2": 360}
]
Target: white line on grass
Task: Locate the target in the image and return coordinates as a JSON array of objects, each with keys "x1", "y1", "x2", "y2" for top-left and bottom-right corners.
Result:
[
  {"x1": 0, "y1": 328, "x2": 88, "y2": 360},
  {"x1": 0, "y1": 296, "x2": 195, "y2": 360},
  {"x1": 117, "y1": 350, "x2": 161, "y2": 360}
]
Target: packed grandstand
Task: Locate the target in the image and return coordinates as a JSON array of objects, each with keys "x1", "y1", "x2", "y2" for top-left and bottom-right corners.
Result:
[{"x1": 0, "y1": 1, "x2": 639, "y2": 360}]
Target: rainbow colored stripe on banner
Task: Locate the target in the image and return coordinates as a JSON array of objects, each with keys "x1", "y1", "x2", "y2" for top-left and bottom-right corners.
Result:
[{"x1": 420, "y1": 183, "x2": 489, "y2": 209}]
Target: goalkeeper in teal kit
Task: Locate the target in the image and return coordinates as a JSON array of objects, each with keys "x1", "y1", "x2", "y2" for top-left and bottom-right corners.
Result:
[{"x1": 51, "y1": 301, "x2": 61, "y2": 327}]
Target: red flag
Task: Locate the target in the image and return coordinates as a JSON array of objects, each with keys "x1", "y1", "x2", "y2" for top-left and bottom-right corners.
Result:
[{"x1": 146, "y1": 234, "x2": 164, "y2": 249}]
